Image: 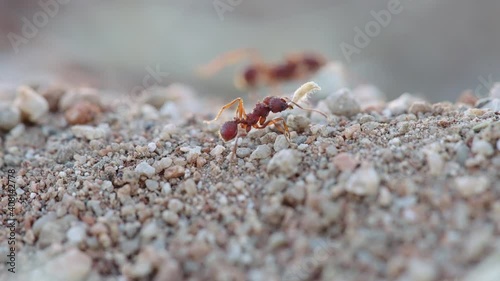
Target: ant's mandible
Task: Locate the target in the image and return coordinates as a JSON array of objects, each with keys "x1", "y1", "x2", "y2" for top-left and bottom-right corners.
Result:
[{"x1": 207, "y1": 82, "x2": 327, "y2": 160}]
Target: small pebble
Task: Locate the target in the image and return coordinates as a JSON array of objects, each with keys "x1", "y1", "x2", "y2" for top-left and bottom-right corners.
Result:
[
  {"x1": 0, "y1": 103, "x2": 20, "y2": 131},
  {"x1": 472, "y1": 139, "x2": 494, "y2": 157},
  {"x1": 148, "y1": 142, "x2": 157, "y2": 152},
  {"x1": 64, "y1": 101, "x2": 101, "y2": 125},
  {"x1": 145, "y1": 179, "x2": 159, "y2": 191},
  {"x1": 297, "y1": 143, "x2": 309, "y2": 151},
  {"x1": 71, "y1": 124, "x2": 110, "y2": 140},
  {"x1": 162, "y1": 210, "x2": 179, "y2": 225},
  {"x1": 154, "y1": 157, "x2": 173, "y2": 173},
  {"x1": 135, "y1": 161, "x2": 156, "y2": 177},
  {"x1": 210, "y1": 145, "x2": 226, "y2": 156},
  {"x1": 66, "y1": 224, "x2": 87, "y2": 244},
  {"x1": 274, "y1": 135, "x2": 289, "y2": 152},
  {"x1": 267, "y1": 149, "x2": 301, "y2": 177},
  {"x1": 454, "y1": 176, "x2": 490, "y2": 197},
  {"x1": 345, "y1": 165, "x2": 380, "y2": 196},
  {"x1": 387, "y1": 93, "x2": 421, "y2": 115},
  {"x1": 425, "y1": 150, "x2": 444, "y2": 176},
  {"x1": 408, "y1": 101, "x2": 432, "y2": 115},
  {"x1": 236, "y1": 147, "x2": 252, "y2": 158},
  {"x1": 378, "y1": 187, "x2": 392, "y2": 207},
  {"x1": 250, "y1": 145, "x2": 272, "y2": 159},
  {"x1": 286, "y1": 115, "x2": 310, "y2": 132},
  {"x1": 325, "y1": 88, "x2": 361, "y2": 117},
  {"x1": 407, "y1": 258, "x2": 437, "y2": 281},
  {"x1": 182, "y1": 179, "x2": 197, "y2": 195},
  {"x1": 14, "y1": 85, "x2": 49, "y2": 123},
  {"x1": 344, "y1": 124, "x2": 360, "y2": 139},
  {"x1": 42, "y1": 248, "x2": 92, "y2": 281},
  {"x1": 168, "y1": 199, "x2": 184, "y2": 213},
  {"x1": 332, "y1": 153, "x2": 358, "y2": 172},
  {"x1": 164, "y1": 165, "x2": 185, "y2": 179},
  {"x1": 361, "y1": 121, "x2": 379, "y2": 133},
  {"x1": 59, "y1": 87, "x2": 102, "y2": 111}
]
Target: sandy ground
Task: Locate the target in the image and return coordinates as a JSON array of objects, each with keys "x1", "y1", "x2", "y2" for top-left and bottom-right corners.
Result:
[{"x1": 0, "y1": 83, "x2": 500, "y2": 281}]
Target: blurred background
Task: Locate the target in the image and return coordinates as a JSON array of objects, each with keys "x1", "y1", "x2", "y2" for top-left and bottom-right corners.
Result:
[{"x1": 1, "y1": 0, "x2": 500, "y2": 102}]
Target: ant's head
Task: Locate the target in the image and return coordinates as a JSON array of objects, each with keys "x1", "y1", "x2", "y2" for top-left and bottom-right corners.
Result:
[
  {"x1": 264, "y1": 97, "x2": 291, "y2": 113},
  {"x1": 219, "y1": 120, "x2": 238, "y2": 141}
]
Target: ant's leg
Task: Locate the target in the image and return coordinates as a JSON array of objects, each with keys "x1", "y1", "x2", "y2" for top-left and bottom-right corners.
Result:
[
  {"x1": 258, "y1": 116, "x2": 266, "y2": 126},
  {"x1": 255, "y1": 117, "x2": 290, "y2": 140},
  {"x1": 231, "y1": 136, "x2": 239, "y2": 162},
  {"x1": 206, "y1": 98, "x2": 245, "y2": 123},
  {"x1": 236, "y1": 98, "x2": 248, "y2": 120},
  {"x1": 197, "y1": 48, "x2": 262, "y2": 77}
]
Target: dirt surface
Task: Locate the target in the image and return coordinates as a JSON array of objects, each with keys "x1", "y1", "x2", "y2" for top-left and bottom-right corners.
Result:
[{"x1": 0, "y1": 83, "x2": 500, "y2": 281}]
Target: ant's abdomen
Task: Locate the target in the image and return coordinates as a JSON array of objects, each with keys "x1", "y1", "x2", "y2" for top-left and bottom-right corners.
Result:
[{"x1": 220, "y1": 121, "x2": 238, "y2": 141}]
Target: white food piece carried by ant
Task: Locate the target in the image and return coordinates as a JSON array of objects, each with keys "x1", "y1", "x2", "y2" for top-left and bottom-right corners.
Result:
[{"x1": 291, "y1": 81, "x2": 321, "y2": 103}]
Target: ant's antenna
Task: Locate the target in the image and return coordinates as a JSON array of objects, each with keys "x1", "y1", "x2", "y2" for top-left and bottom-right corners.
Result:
[{"x1": 287, "y1": 100, "x2": 328, "y2": 118}]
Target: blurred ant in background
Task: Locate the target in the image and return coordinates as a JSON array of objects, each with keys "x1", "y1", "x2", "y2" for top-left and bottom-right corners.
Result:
[{"x1": 197, "y1": 48, "x2": 327, "y2": 95}]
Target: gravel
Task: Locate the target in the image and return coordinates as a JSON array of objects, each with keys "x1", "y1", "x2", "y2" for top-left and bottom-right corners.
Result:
[{"x1": 0, "y1": 84, "x2": 499, "y2": 281}]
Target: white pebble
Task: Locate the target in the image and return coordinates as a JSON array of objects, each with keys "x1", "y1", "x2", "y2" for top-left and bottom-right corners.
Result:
[
  {"x1": 236, "y1": 147, "x2": 252, "y2": 158},
  {"x1": 378, "y1": 187, "x2": 392, "y2": 207},
  {"x1": 168, "y1": 199, "x2": 184, "y2": 213},
  {"x1": 42, "y1": 249, "x2": 92, "y2": 281},
  {"x1": 325, "y1": 88, "x2": 361, "y2": 117},
  {"x1": 135, "y1": 161, "x2": 156, "y2": 177},
  {"x1": 147, "y1": 142, "x2": 157, "y2": 152},
  {"x1": 154, "y1": 157, "x2": 173, "y2": 173},
  {"x1": 162, "y1": 182, "x2": 172, "y2": 194},
  {"x1": 297, "y1": 144, "x2": 309, "y2": 151},
  {"x1": 408, "y1": 258, "x2": 437, "y2": 281},
  {"x1": 14, "y1": 85, "x2": 49, "y2": 123},
  {"x1": 0, "y1": 103, "x2": 20, "y2": 131},
  {"x1": 345, "y1": 165, "x2": 380, "y2": 196},
  {"x1": 145, "y1": 179, "x2": 159, "y2": 191},
  {"x1": 388, "y1": 137, "x2": 401, "y2": 146},
  {"x1": 250, "y1": 145, "x2": 272, "y2": 159},
  {"x1": 210, "y1": 145, "x2": 226, "y2": 156},
  {"x1": 66, "y1": 224, "x2": 87, "y2": 244},
  {"x1": 408, "y1": 101, "x2": 432, "y2": 114},
  {"x1": 273, "y1": 135, "x2": 289, "y2": 152},
  {"x1": 162, "y1": 210, "x2": 179, "y2": 225},
  {"x1": 267, "y1": 149, "x2": 302, "y2": 177},
  {"x1": 424, "y1": 150, "x2": 444, "y2": 176},
  {"x1": 454, "y1": 176, "x2": 490, "y2": 197},
  {"x1": 71, "y1": 124, "x2": 110, "y2": 140},
  {"x1": 472, "y1": 139, "x2": 494, "y2": 156}
]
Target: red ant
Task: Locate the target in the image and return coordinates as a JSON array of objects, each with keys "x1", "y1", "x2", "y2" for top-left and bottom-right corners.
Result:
[
  {"x1": 197, "y1": 49, "x2": 327, "y2": 92},
  {"x1": 207, "y1": 82, "x2": 327, "y2": 160}
]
